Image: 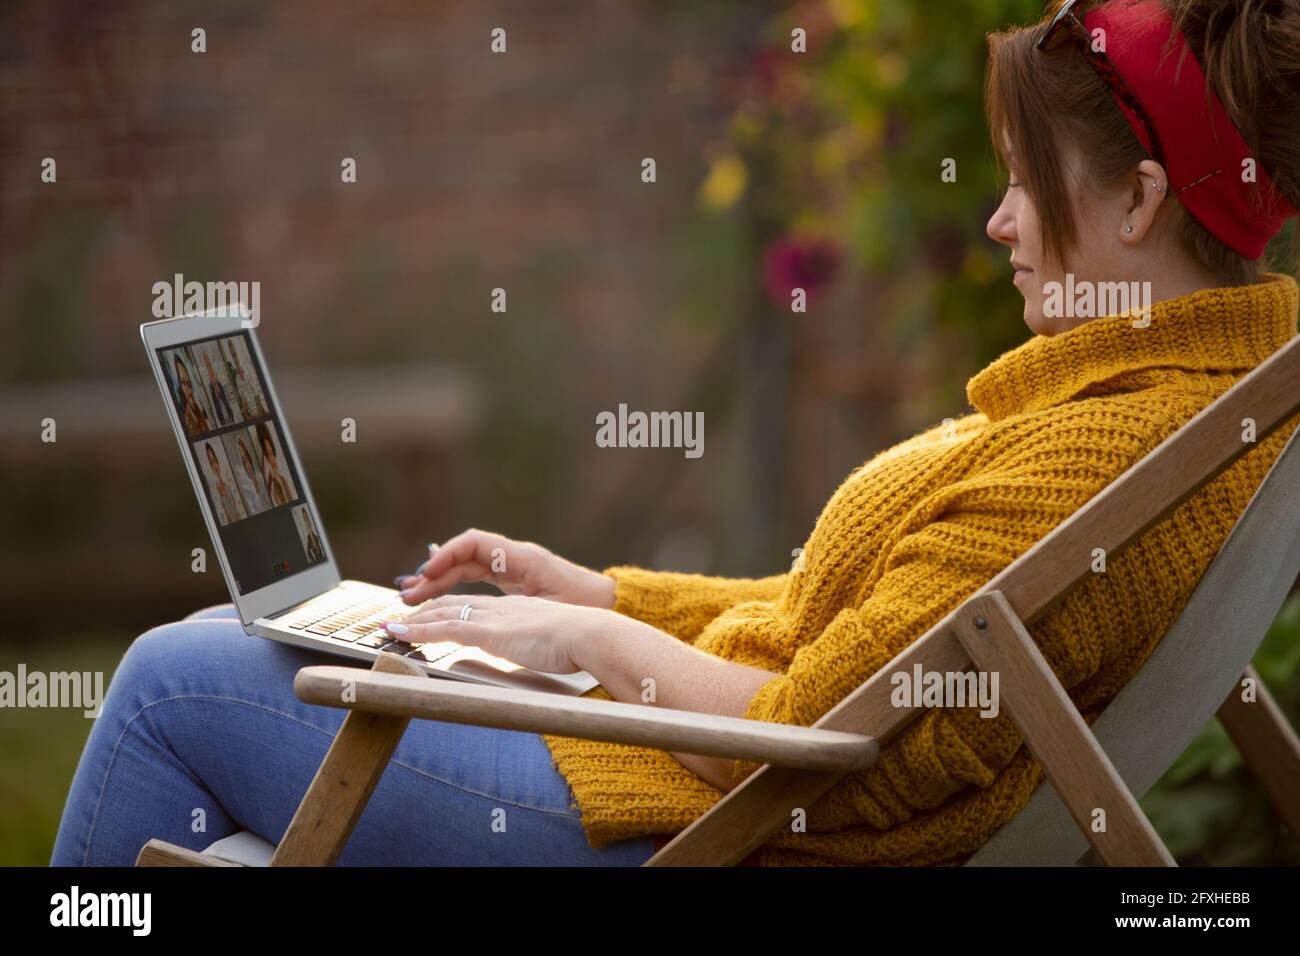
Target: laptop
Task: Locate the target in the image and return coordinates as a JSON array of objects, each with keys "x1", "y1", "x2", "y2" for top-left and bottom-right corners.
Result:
[{"x1": 141, "y1": 308, "x2": 599, "y2": 695}]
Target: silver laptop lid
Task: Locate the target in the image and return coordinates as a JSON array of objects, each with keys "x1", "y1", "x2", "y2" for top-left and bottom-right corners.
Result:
[{"x1": 141, "y1": 309, "x2": 341, "y2": 626}]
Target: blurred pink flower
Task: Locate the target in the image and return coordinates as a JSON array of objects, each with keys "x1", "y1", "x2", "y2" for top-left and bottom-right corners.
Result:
[
  {"x1": 718, "y1": 47, "x2": 784, "y2": 107},
  {"x1": 761, "y1": 236, "x2": 840, "y2": 308},
  {"x1": 751, "y1": 48, "x2": 781, "y2": 100}
]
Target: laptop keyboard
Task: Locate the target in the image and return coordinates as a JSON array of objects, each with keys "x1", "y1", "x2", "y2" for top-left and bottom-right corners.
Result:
[{"x1": 284, "y1": 596, "x2": 462, "y2": 665}]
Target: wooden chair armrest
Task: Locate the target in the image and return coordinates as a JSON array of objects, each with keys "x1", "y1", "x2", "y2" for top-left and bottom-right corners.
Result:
[{"x1": 293, "y1": 661, "x2": 878, "y2": 772}]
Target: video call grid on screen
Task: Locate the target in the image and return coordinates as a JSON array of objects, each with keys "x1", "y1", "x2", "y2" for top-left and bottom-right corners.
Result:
[{"x1": 156, "y1": 330, "x2": 328, "y2": 594}]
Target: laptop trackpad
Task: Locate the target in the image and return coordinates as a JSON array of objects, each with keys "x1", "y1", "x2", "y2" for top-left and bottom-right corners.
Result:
[{"x1": 432, "y1": 647, "x2": 600, "y2": 696}]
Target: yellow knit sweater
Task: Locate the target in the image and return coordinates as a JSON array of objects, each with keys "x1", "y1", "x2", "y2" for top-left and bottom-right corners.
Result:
[{"x1": 542, "y1": 274, "x2": 1300, "y2": 866}]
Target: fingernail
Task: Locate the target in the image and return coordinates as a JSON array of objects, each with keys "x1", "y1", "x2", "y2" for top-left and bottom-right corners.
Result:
[
  {"x1": 393, "y1": 575, "x2": 408, "y2": 587},
  {"x1": 415, "y1": 561, "x2": 428, "y2": 575},
  {"x1": 398, "y1": 589, "x2": 413, "y2": 600},
  {"x1": 384, "y1": 621, "x2": 409, "y2": 635},
  {"x1": 427, "y1": 542, "x2": 439, "y2": 552}
]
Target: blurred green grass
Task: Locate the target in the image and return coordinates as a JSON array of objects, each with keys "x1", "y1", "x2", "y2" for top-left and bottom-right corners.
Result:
[
  {"x1": 2, "y1": 594, "x2": 1297, "y2": 867},
  {"x1": 0, "y1": 636, "x2": 127, "y2": 867}
]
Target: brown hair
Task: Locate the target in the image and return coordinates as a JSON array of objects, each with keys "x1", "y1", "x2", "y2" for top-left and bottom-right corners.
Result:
[{"x1": 985, "y1": 0, "x2": 1300, "y2": 282}]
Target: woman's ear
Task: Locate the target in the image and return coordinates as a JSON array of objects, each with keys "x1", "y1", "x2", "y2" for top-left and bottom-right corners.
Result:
[{"x1": 1121, "y1": 159, "x2": 1170, "y2": 245}]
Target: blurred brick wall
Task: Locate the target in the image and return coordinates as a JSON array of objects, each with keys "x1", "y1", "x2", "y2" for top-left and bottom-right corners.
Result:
[
  {"x1": 1, "y1": 0, "x2": 745, "y2": 374},
  {"x1": 0, "y1": 0, "x2": 780, "y2": 633}
]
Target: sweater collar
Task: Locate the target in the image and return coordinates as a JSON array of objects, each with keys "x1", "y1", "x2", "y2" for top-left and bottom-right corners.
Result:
[{"x1": 966, "y1": 273, "x2": 1299, "y2": 422}]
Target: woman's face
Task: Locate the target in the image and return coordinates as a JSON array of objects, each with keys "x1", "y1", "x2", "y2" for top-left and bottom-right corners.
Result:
[
  {"x1": 239, "y1": 441, "x2": 255, "y2": 478},
  {"x1": 985, "y1": 138, "x2": 1129, "y2": 336},
  {"x1": 205, "y1": 445, "x2": 220, "y2": 478}
]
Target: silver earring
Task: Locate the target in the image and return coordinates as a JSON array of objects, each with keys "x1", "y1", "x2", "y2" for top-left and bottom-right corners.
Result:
[
  {"x1": 1153, "y1": 183, "x2": 1165, "y2": 192},
  {"x1": 1125, "y1": 224, "x2": 1134, "y2": 233}
]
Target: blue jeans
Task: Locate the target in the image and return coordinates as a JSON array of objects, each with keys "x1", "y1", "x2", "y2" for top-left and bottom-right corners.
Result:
[{"x1": 50, "y1": 604, "x2": 659, "y2": 866}]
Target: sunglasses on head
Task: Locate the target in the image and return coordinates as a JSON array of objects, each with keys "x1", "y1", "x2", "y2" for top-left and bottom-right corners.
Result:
[
  {"x1": 1036, "y1": 0, "x2": 1167, "y2": 169},
  {"x1": 1037, "y1": 1, "x2": 1224, "y2": 196}
]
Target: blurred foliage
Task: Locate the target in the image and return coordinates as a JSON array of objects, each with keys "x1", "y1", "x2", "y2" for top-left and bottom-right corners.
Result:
[{"x1": 697, "y1": 0, "x2": 1049, "y2": 383}]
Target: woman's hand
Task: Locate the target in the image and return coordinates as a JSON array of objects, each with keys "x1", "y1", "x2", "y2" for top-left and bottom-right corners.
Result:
[
  {"x1": 394, "y1": 529, "x2": 616, "y2": 609},
  {"x1": 383, "y1": 593, "x2": 606, "y2": 674},
  {"x1": 381, "y1": 592, "x2": 783, "y2": 794}
]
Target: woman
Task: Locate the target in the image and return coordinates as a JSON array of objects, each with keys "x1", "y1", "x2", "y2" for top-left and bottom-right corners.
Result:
[
  {"x1": 224, "y1": 336, "x2": 270, "y2": 419},
  {"x1": 53, "y1": 0, "x2": 1300, "y2": 866},
  {"x1": 256, "y1": 422, "x2": 294, "y2": 507},
  {"x1": 203, "y1": 442, "x2": 247, "y2": 525},
  {"x1": 229, "y1": 435, "x2": 269, "y2": 516},
  {"x1": 173, "y1": 354, "x2": 210, "y2": 437},
  {"x1": 298, "y1": 508, "x2": 326, "y2": 562},
  {"x1": 200, "y1": 348, "x2": 236, "y2": 426}
]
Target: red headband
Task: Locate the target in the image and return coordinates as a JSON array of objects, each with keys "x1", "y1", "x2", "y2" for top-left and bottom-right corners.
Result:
[{"x1": 1083, "y1": 0, "x2": 1296, "y2": 259}]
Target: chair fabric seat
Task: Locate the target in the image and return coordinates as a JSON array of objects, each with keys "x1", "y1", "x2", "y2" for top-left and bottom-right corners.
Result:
[{"x1": 204, "y1": 830, "x2": 276, "y2": 867}]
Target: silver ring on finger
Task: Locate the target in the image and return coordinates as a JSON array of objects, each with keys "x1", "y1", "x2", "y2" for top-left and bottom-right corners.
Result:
[{"x1": 459, "y1": 602, "x2": 474, "y2": 622}]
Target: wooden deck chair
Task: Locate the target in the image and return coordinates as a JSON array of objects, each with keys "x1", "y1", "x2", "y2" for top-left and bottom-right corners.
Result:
[
  {"x1": 968, "y1": 420, "x2": 1300, "y2": 865},
  {"x1": 137, "y1": 333, "x2": 1300, "y2": 868}
]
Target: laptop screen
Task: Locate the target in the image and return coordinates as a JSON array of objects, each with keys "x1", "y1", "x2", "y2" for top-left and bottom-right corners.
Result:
[{"x1": 156, "y1": 330, "x2": 329, "y2": 595}]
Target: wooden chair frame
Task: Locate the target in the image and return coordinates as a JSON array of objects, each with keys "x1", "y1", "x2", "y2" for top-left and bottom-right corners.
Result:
[{"x1": 138, "y1": 334, "x2": 1300, "y2": 868}]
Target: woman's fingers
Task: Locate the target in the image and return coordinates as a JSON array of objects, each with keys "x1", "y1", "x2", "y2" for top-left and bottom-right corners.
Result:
[
  {"x1": 380, "y1": 594, "x2": 580, "y2": 674},
  {"x1": 385, "y1": 616, "x2": 489, "y2": 649},
  {"x1": 393, "y1": 560, "x2": 428, "y2": 589},
  {"x1": 394, "y1": 529, "x2": 521, "y2": 604},
  {"x1": 393, "y1": 594, "x2": 488, "y2": 625},
  {"x1": 384, "y1": 595, "x2": 494, "y2": 645},
  {"x1": 420, "y1": 530, "x2": 502, "y2": 581},
  {"x1": 398, "y1": 560, "x2": 492, "y2": 604}
]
